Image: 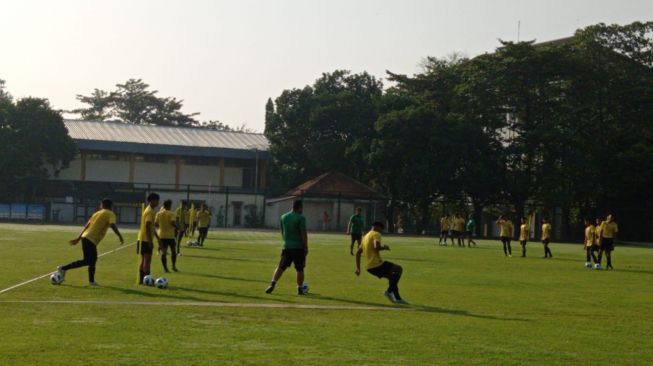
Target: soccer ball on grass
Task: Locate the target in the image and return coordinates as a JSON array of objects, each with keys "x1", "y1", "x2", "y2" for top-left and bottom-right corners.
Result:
[
  {"x1": 143, "y1": 275, "x2": 155, "y2": 286},
  {"x1": 50, "y1": 272, "x2": 63, "y2": 285},
  {"x1": 155, "y1": 277, "x2": 168, "y2": 289}
]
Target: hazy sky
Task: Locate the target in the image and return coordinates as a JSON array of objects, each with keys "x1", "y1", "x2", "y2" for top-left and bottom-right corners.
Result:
[{"x1": 1, "y1": 0, "x2": 651, "y2": 132}]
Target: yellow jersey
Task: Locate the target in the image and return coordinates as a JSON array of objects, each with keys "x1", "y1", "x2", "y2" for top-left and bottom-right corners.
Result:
[
  {"x1": 81, "y1": 209, "x2": 116, "y2": 245},
  {"x1": 155, "y1": 209, "x2": 177, "y2": 240},
  {"x1": 455, "y1": 218, "x2": 466, "y2": 232},
  {"x1": 498, "y1": 220, "x2": 513, "y2": 237},
  {"x1": 197, "y1": 210, "x2": 211, "y2": 228},
  {"x1": 440, "y1": 218, "x2": 449, "y2": 231},
  {"x1": 138, "y1": 205, "x2": 156, "y2": 242},
  {"x1": 541, "y1": 223, "x2": 552, "y2": 240},
  {"x1": 600, "y1": 221, "x2": 618, "y2": 239},
  {"x1": 585, "y1": 225, "x2": 595, "y2": 247},
  {"x1": 519, "y1": 223, "x2": 529, "y2": 241},
  {"x1": 361, "y1": 230, "x2": 384, "y2": 270}
]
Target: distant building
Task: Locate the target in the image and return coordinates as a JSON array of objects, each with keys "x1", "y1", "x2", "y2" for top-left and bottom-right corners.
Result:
[
  {"x1": 46, "y1": 120, "x2": 269, "y2": 226},
  {"x1": 265, "y1": 172, "x2": 386, "y2": 231}
]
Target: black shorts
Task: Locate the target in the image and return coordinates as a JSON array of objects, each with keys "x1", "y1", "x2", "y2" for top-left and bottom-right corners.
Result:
[
  {"x1": 198, "y1": 227, "x2": 208, "y2": 236},
  {"x1": 140, "y1": 241, "x2": 153, "y2": 255},
  {"x1": 351, "y1": 233, "x2": 362, "y2": 242},
  {"x1": 279, "y1": 249, "x2": 306, "y2": 271},
  {"x1": 367, "y1": 261, "x2": 395, "y2": 279},
  {"x1": 452, "y1": 230, "x2": 461, "y2": 237},
  {"x1": 501, "y1": 236, "x2": 511, "y2": 244},
  {"x1": 160, "y1": 239, "x2": 176, "y2": 251},
  {"x1": 441, "y1": 230, "x2": 448, "y2": 236},
  {"x1": 591, "y1": 244, "x2": 600, "y2": 252},
  {"x1": 602, "y1": 238, "x2": 615, "y2": 251},
  {"x1": 520, "y1": 240, "x2": 527, "y2": 246},
  {"x1": 542, "y1": 239, "x2": 550, "y2": 245}
]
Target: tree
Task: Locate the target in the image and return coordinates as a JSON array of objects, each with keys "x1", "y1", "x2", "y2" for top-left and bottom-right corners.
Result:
[
  {"x1": 201, "y1": 120, "x2": 254, "y2": 133},
  {"x1": 73, "y1": 89, "x2": 114, "y2": 121},
  {"x1": 0, "y1": 84, "x2": 76, "y2": 199}
]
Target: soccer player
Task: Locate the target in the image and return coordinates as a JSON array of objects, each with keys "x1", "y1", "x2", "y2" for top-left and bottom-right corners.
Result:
[
  {"x1": 519, "y1": 217, "x2": 530, "y2": 257},
  {"x1": 355, "y1": 221, "x2": 408, "y2": 305},
  {"x1": 455, "y1": 214, "x2": 466, "y2": 246},
  {"x1": 597, "y1": 214, "x2": 619, "y2": 270},
  {"x1": 347, "y1": 207, "x2": 365, "y2": 255},
  {"x1": 583, "y1": 218, "x2": 599, "y2": 268},
  {"x1": 189, "y1": 205, "x2": 198, "y2": 238},
  {"x1": 57, "y1": 199, "x2": 123, "y2": 286},
  {"x1": 175, "y1": 201, "x2": 189, "y2": 255},
  {"x1": 138, "y1": 193, "x2": 160, "y2": 284},
  {"x1": 196, "y1": 203, "x2": 212, "y2": 247},
  {"x1": 448, "y1": 214, "x2": 457, "y2": 246},
  {"x1": 439, "y1": 215, "x2": 450, "y2": 246},
  {"x1": 155, "y1": 199, "x2": 178, "y2": 272},
  {"x1": 541, "y1": 216, "x2": 553, "y2": 258},
  {"x1": 465, "y1": 215, "x2": 477, "y2": 247},
  {"x1": 496, "y1": 215, "x2": 514, "y2": 257},
  {"x1": 265, "y1": 200, "x2": 309, "y2": 295}
]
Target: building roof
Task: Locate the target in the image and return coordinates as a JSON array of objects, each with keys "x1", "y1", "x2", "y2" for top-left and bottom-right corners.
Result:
[
  {"x1": 284, "y1": 172, "x2": 385, "y2": 200},
  {"x1": 64, "y1": 120, "x2": 269, "y2": 159}
]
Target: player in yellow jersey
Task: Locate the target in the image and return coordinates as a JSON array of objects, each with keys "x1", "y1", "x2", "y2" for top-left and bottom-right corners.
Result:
[
  {"x1": 155, "y1": 199, "x2": 179, "y2": 272},
  {"x1": 518, "y1": 217, "x2": 530, "y2": 257},
  {"x1": 597, "y1": 214, "x2": 619, "y2": 270},
  {"x1": 496, "y1": 215, "x2": 514, "y2": 257},
  {"x1": 541, "y1": 216, "x2": 553, "y2": 258},
  {"x1": 454, "y1": 214, "x2": 466, "y2": 247},
  {"x1": 196, "y1": 203, "x2": 212, "y2": 246},
  {"x1": 355, "y1": 222, "x2": 407, "y2": 305},
  {"x1": 439, "y1": 215, "x2": 449, "y2": 246},
  {"x1": 57, "y1": 199, "x2": 124, "y2": 286},
  {"x1": 583, "y1": 218, "x2": 599, "y2": 268},
  {"x1": 138, "y1": 193, "x2": 160, "y2": 284},
  {"x1": 175, "y1": 201, "x2": 189, "y2": 255}
]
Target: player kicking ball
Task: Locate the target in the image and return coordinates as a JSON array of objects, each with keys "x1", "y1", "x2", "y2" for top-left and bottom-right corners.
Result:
[
  {"x1": 355, "y1": 222, "x2": 408, "y2": 305},
  {"x1": 56, "y1": 199, "x2": 124, "y2": 286},
  {"x1": 265, "y1": 200, "x2": 309, "y2": 295}
]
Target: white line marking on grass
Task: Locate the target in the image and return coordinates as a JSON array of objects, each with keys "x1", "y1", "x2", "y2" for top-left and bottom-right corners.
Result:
[
  {"x1": 0, "y1": 299, "x2": 409, "y2": 311},
  {"x1": 0, "y1": 242, "x2": 136, "y2": 295}
]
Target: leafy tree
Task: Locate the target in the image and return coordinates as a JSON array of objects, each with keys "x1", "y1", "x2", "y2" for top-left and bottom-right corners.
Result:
[
  {"x1": 73, "y1": 89, "x2": 114, "y2": 121},
  {"x1": 201, "y1": 120, "x2": 254, "y2": 133}
]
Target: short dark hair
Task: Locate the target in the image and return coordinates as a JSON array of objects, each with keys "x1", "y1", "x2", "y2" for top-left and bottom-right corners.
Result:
[
  {"x1": 543, "y1": 216, "x2": 549, "y2": 221},
  {"x1": 372, "y1": 221, "x2": 385, "y2": 229},
  {"x1": 163, "y1": 200, "x2": 172, "y2": 209},
  {"x1": 101, "y1": 198, "x2": 112, "y2": 209},
  {"x1": 147, "y1": 193, "x2": 160, "y2": 202},
  {"x1": 293, "y1": 200, "x2": 303, "y2": 210}
]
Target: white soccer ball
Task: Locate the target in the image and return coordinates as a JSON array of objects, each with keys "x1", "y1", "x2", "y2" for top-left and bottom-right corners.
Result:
[
  {"x1": 50, "y1": 272, "x2": 63, "y2": 285},
  {"x1": 155, "y1": 277, "x2": 168, "y2": 289},
  {"x1": 594, "y1": 263, "x2": 602, "y2": 270},
  {"x1": 302, "y1": 282, "x2": 309, "y2": 294},
  {"x1": 585, "y1": 262, "x2": 592, "y2": 268},
  {"x1": 143, "y1": 275, "x2": 155, "y2": 286}
]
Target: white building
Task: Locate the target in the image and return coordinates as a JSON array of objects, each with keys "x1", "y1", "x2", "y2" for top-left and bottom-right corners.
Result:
[{"x1": 50, "y1": 120, "x2": 269, "y2": 227}]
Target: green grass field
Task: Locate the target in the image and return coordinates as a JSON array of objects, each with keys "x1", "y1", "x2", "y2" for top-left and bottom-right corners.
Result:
[{"x1": 0, "y1": 223, "x2": 651, "y2": 365}]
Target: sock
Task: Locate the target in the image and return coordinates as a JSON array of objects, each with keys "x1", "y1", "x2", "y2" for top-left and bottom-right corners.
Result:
[
  {"x1": 139, "y1": 270, "x2": 144, "y2": 283},
  {"x1": 161, "y1": 255, "x2": 168, "y2": 270}
]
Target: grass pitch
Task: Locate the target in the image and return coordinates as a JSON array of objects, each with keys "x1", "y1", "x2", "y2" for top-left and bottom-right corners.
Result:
[{"x1": 0, "y1": 223, "x2": 651, "y2": 365}]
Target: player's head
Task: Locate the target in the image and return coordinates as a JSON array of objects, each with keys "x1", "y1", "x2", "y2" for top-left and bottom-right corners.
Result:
[
  {"x1": 521, "y1": 216, "x2": 527, "y2": 223},
  {"x1": 595, "y1": 217, "x2": 601, "y2": 225},
  {"x1": 181, "y1": 201, "x2": 187, "y2": 208},
  {"x1": 607, "y1": 214, "x2": 614, "y2": 222},
  {"x1": 356, "y1": 207, "x2": 362, "y2": 214},
  {"x1": 202, "y1": 203, "x2": 208, "y2": 210},
  {"x1": 147, "y1": 192, "x2": 160, "y2": 206},
  {"x1": 163, "y1": 199, "x2": 172, "y2": 210},
  {"x1": 101, "y1": 198, "x2": 112, "y2": 210},
  {"x1": 293, "y1": 200, "x2": 303, "y2": 212},
  {"x1": 372, "y1": 221, "x2": 385, "y2": 232},
  {"x1": 543, "y1": 216, "x2": 549, "y2": 223},
  {"x1": 499, "y1": 215, "x2": 505, "y2": 220},
  {"x1": 584, "y1": 217, "x2": 591, "y2": 225}
]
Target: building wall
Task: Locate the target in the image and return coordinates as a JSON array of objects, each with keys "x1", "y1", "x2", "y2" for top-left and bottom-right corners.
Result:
[
  {"x1": 55, "y1": 159, "x2": 82, "y2": 180},
  {"x1": 133, "y1": 161, "x2": 175, "y2": 184},
  {"x1": 86, "y1": 160, "x2": 130, "y2": 182},
  {"x1": 224, "y1": 167, "x2": 243, "y2": 187},
  {"x1": 180, "y1": 164, "x2": 220, "y2": 186}
]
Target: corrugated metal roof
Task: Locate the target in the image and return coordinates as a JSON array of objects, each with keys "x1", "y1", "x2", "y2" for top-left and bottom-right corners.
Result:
[{"x1": 64, "y1": 120, "x2": 269, "y2": 159}]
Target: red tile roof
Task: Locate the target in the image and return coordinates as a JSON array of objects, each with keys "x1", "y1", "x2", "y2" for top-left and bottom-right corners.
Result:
[{"x1": 285, "y1": 172, "x2": 384, "y2": 200}]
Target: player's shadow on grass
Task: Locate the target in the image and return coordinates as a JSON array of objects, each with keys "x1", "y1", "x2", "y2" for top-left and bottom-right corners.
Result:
[
  {"x1": 173, "y1": 286, "x2": 292, "y2": 304},
  {"x1": 311, "y1": 293, "x2": 529, "y2": 322},
  {"x1": 102, "y1": 285, "x2": 208, "y2": 302},
  {"x1": 184, "y1": 271, "x2": 269, "y2": 284},
  {"x1": 181, "y1": 254, "x2": 263, "y2": 263},
  {"x1": 614, "y1": 268, "x2": 653, "y2": 275}
]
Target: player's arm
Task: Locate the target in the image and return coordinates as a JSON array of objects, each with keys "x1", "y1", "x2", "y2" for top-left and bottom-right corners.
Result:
[
  {"x1": 69, "y1": 221, "x2": 91, "y2": 245},
  {"x1": 110, "y1": 223, "x2": 124, "y2": 245},
  {"x1": 355, "y1": 247, "x2": 363, "y2": 276},
  {"x1": 301, "y1": 229, "x2": 308, "y2": 256},
  {"x1": 346, "y1": 221, "x2": 352, "y2": 235},
  {"x1": 373, "y1": 239, "x2": 389, "y2": 251}
]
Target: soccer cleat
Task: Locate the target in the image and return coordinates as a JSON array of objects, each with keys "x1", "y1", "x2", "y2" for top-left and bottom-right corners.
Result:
[
  {"x1": 56, "y1": 266, "x2": 66, "y2": 280},
  {"x1": 89, "y1": 282, "x2": 100, "y2": 287},
  {"x1": 298, "y1": 287, "x2": 308, "y2": 295},
  {"x1": 394, "y1": 299, "x2": 409, "y2": 305},
  {"x1": 585, "y1": 262, "x2": 592, "y2": 268},
  {"x1": 172, "y1": 267, "x2": 179, "y2": 272},
  {"x1": 384, "y1": 290, "x2": 397, "y2": 304},
  {"x1": 164, "y1": 268, "x2": 170, "y2": 273},
  {"x1": 265, "y1": 284, "x2": 275, "y2": 294}
]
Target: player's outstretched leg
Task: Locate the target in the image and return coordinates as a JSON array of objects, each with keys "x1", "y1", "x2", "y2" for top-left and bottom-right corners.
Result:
[
  {"x1": 388, "y1": 264, "x2": 407, "y2": 304},
  {"x1": 265, "y1": 267, "x2": 285, "y2": 294}
]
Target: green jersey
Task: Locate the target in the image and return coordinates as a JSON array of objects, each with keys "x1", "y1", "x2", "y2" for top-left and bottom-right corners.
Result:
[
  {"x1": 280, "y1": 211, "x2": 306, "y2": 249},
  {"x1": 349, "y1": 214, "x2": 364, "y2": 235},
  {"x1": 466, "y1": 219, "x2": 475, "y2": 232}
]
